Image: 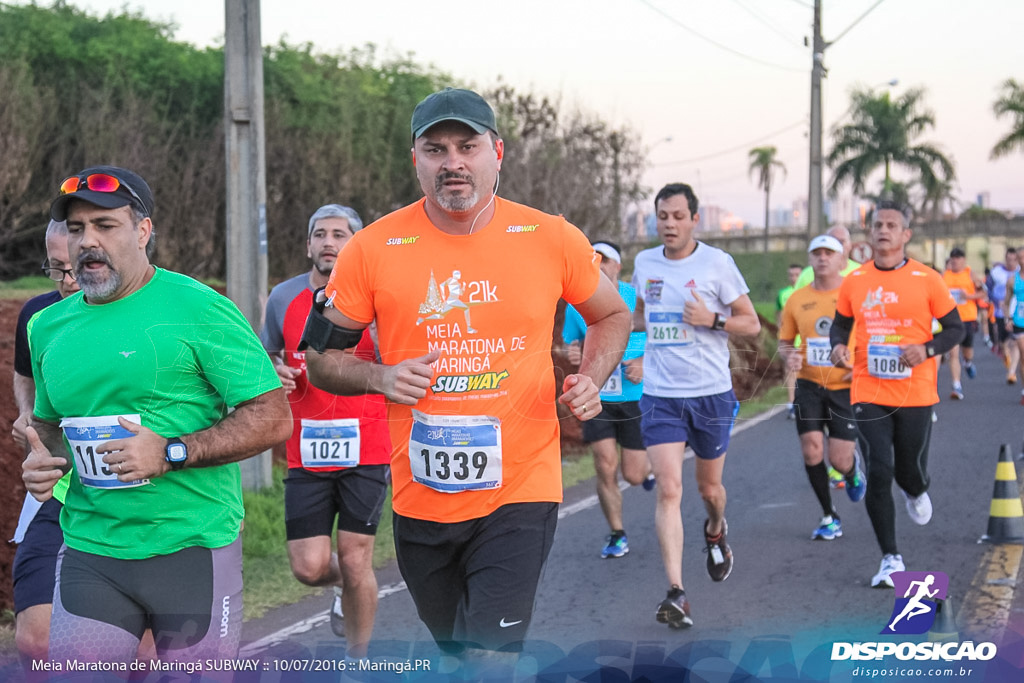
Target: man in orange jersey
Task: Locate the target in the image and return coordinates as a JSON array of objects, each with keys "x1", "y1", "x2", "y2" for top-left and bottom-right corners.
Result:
[
  {"x1": 942, "y1": 247, "x2": 985, "y2": 399},
  {"x1": 304, "y1": 88, "x2": 631, "y2": 667},
  {"x1": 779, "y1": 234, "x2": 866, "y2": 542},
  {"x1": 830, "y1": 200, "x2": 963, "y2": 588}
]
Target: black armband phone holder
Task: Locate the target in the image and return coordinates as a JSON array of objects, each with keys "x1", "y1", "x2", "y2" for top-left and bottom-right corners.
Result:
[{"x1": 297, "y1": 288, "x2": 364, "y2": 353}]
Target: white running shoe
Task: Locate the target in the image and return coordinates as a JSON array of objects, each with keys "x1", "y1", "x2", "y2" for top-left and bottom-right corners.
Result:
[
  {"x1": 903, "y1": 490, "x2": 933, "y2": 525},
  {"x1": 871, "y1": 553, "x2": 905, "y2": 588}
]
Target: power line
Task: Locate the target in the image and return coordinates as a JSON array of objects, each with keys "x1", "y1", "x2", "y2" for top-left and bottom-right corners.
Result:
[
  {"x1": 637, "y1": 0, "x2": 805, "y2": 74},
  {"x1": 654, "y1": 120, "x2": 807, "y2": 166},
  {"x1": 728, "y1": 0, "x2": 804, "y2": 48},
  {"x1": 829, "y1": 0, "x2": 888, "y2": 46}
]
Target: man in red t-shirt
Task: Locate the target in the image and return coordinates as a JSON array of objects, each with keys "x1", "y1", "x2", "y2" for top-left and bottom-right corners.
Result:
[
  {"x1": 304, "y1": 88, "x2": 630, "y2": 670},
  {"x1": 260, "y1": 204, "x2": 391, "y2": 658}
]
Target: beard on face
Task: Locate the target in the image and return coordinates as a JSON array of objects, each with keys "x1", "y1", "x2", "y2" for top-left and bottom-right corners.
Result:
[
  {"x1": 434, "y1": 172, "x2": 479, "y2": 213},
  {"x1": 75, "y1": 249, "x2": 121, "y2": 301},
  {"x1": 314, "y1": 257, "x2": 335, "y2": 276}
]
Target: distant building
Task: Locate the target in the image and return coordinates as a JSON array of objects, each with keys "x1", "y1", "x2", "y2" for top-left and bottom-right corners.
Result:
[
  {"x1": 977, "y1": 192, "x2": 991, "y2": 208},
  {"x1": 698, "y1": 204, "x2": 722, "y2": 232},
  {"x1": 770, "y1": 207, "x2": 792, "y2": 228}
]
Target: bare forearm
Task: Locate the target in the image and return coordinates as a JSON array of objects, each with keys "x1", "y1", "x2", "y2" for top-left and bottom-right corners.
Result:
[
  {"x1": 306, "y1": 350, "x2": 385, "y2": 396},
  {"x1": 13, "y1": 373, "x2": 34, "y2": 416},
  {"x1": 183, "y1": 389, "x2": 293, "y2": 467},
  {"x1": 579, "y1": 309, "x2": 631, "y2": 387},
  {"x1": 719, "y1": 313, "x2": 760, "y2": 337}
]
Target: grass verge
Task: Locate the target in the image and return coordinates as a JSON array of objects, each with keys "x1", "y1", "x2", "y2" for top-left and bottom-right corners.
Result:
[{"x1": 241, "y1": 466, "x2": 397, "y2": 620}]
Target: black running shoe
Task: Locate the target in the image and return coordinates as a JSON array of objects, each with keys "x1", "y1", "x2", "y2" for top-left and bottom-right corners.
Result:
[
  {"x1": 704, "y1": 518, "x2": 733, "y2": 582},
  {"x1": 655, "y1": 585, "x2": 693, "y2": 629}
]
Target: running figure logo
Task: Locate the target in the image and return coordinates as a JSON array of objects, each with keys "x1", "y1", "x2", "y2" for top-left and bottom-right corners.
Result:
[
  {"x1": 417, "y1": 269, "x2": 481, "y2": 333},
  {"x1": 881, "y1": 571, "x2": 949, "y2": 635}
]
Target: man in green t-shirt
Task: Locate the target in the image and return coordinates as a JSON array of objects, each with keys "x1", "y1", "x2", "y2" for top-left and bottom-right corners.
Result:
[{"x1": 21, "y1": 166, "x2": 291, "y2": 667}]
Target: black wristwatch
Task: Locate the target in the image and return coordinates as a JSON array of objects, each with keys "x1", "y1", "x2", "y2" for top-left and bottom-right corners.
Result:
[
  {"x1": 712, "y1": 313, "x2": 727, "y2": 331},
  {"x1": 165, "y1": 437, "x2": 188, "y2": 471}
]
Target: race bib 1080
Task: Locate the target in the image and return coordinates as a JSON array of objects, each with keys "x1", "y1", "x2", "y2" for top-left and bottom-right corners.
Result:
[{"x1": 867, "y1": 344, "x2": 911, "y2": 380}]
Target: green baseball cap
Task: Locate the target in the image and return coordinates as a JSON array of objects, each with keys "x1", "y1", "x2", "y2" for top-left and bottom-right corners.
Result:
[{"x1": 411, "y1": 87, "x2": 499, "y2": 139}]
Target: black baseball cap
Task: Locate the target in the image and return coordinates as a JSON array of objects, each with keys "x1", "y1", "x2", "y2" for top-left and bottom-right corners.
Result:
[
  {"x1": 949, "y1": 247, "x2": 966, "y2": 258},
  {"x1": 411, "y1": 88, "x2": 498, "y2": 139},
  {"x1": 50, "y1": 165, "x2": 155, "y2": 221}
]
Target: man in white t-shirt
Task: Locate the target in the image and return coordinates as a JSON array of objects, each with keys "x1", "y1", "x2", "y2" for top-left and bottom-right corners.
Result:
[
  {"x1": 990, "y1": 247, "x2": 1019, "y2": 383},
  {"x1": 632, "y1": 183, "x2": 761, "y2": 629}
]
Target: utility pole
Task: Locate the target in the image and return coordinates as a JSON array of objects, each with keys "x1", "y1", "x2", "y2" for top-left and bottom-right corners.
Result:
[
  {"x1": 807, "y1": 0, "x2": 887, "y2": 239},
  {"x1": 610, "y1": 131, "x2": 623, "y2": 241},
  {"x1": 224, "y1": 0, "x2": 271, "y2": 490},
  {"x1": 807, "y1": 0, "x2": 825, "y2": 239}
]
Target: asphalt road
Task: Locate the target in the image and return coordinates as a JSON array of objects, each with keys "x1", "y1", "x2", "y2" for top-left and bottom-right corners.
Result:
[{"x1": 241, "y1": 344, "x2": 1024, "y2": 682}]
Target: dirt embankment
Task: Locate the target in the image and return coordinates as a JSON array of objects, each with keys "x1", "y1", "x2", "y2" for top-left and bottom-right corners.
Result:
[{"x1": 1, "y1": 299, "x2": 27, "y2": 613}]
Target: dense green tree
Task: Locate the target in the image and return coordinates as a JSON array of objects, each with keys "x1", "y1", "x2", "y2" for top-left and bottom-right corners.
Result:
[
  {"x1": 991, "y1": 78, "x2": 1024, "y2": 160},
  {"x1": 488, "y1": 84, "x2": 646, "y2": 242},
  {"x1": 0, "y1": 3, "x2": 647, "y2": 280},
  {"x1": 826, "y1": 87, "x2": 955, "y2": 199}
]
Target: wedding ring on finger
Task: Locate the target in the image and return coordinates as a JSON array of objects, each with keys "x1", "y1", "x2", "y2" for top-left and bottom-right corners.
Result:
[{"x1": 118, "y1": 462, "x2": 123, "y2": 473}]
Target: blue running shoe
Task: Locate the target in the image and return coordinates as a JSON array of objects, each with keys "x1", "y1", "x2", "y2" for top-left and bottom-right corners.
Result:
[
  {"x1": 846, "y1": 467, "x2": 866, "y2": 503},
  {"x1": 965, "y1": 362, "x2": 977, "y2": 379},
  {"x1": 642, "y1": 473, "x2": 656, "y2": 491},
  {"x1": 811, "y1": 515, "x2": 842, "y2": 541},
  {"x1": 827, "y1": 467, "x2": 845, "y2": 489},
  {"x1": 601, "y1": 531, "x2": 629, "y2": 558}
]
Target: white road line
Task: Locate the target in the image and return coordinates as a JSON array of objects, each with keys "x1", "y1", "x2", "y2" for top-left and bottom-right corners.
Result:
[{"x1": 242, "y1": 404, "x2": 788, "y2": 655}]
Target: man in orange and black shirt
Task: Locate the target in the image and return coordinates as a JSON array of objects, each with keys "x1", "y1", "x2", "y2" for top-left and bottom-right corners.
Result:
[
  {"x1": 830, "y1": 200, "x2": 963, "y2": 589},
  {"x1": 942, "y1": 247, "x2": 985, "y2": 399},
  {"x1": 304, "y1": 88, "x2": 631, "y2": 668},
  {"x1": 780, "y1": 234, "x2": 865, "y2": 543}
]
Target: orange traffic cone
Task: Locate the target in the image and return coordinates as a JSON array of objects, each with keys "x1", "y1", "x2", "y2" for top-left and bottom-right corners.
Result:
[{"x1": 979, "y1": 444, "x2": 1024, "y2": 544}]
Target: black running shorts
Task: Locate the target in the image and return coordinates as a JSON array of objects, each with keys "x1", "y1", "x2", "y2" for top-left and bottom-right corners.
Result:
[
  {"x1": 394, "y1": 501, "x2": 558, "y2": 653},
  {"x1": 580, "y1": 400, "x2": 644, "y2": 450},
  {"x1": 793, "y1": 379, "x2": 858, "y2": 440},
  {"x1": 284, "y1": 465, "x2": 390, "y2": 539},
  {"x1": 49, "y1": 536, "x2": 243, "y2": 666}
]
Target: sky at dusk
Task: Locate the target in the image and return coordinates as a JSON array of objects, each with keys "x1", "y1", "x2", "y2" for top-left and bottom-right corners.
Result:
[{"x1": 31, "y1": 0, "x2": 1024, "y2": 226}]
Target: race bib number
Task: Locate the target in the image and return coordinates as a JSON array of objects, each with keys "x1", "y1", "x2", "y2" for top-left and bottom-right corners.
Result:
[
  {"x1": 805, "y1": 337, "x2": 832, "y2": 367},
  {"x1": 647, "y1": 307, "x2": 696, "y2": 347},
  {"x1": 300, "y1": 418, "x2": 360, "y2": 468},
  {"x1": 60, "y1": 415, "x2": 148, "y2": 489},
  {"x1": 867, "y1": 344, "x2": 911, "y2": 380},
  {"x1": 600, "y1": 365, "x2": 623, "y2": 397},
  {"x1": 1016, "y1": 301, "x2": 1024, "y2": 322},
  {"x1": 949, "y1": 288, "x2": 967, "y2": 305},
  {"x1": 408, "y1": 411, "x2": 501, "y2": 493}
]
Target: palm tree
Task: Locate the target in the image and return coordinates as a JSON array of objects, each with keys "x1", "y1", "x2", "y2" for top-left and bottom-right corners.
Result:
[
  {"x1": 916, "y1": 174, "x2": 960, "y2": 267},
  {"x1": 748, "y1": 146, "x2": 786, "y2": 256},
  {"x1": 991, "y1": 78, "x2": 1024, "y2": 159},
  {"x1": 827, "y1": 87, "x2": 955, "y2": 198}
]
